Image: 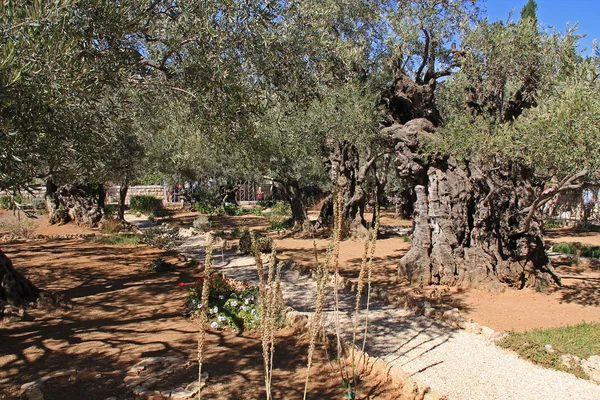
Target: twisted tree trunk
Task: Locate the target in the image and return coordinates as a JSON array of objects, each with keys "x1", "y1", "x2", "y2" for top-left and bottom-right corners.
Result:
[
  {"x1": 0, "y1": 250, "x2": 39, "y2": 308},
  {"x1": 46, "y1": 180, "x2": 103, "y2": 226},
  {"x1": 389, "y1": 120, "x2": 562, "y2": 289}
]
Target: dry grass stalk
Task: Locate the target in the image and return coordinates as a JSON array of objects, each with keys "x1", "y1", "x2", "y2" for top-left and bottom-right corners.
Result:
[
  {"x1": 361, "y1": 202, "x2": 380, "y2": 355},
  {"x1": 330, "y1": 189, "x2": 350, "y2": 385},
  {"x1": 303, "y1": 238, "x2": 333, "y2": 399},
  {"x1": 197, "y1": 233, "x2": 214, "y2": 400},
  {"x1": 350, "y1": 240, "x2": 371, "y2": 386},
  {"x1": 251, "y1": 233, "x2": 282, "y2": 400}
]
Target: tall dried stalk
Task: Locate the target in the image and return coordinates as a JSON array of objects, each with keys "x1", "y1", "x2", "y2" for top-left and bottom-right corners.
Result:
[
  {"x1": 361, "y1": 201, "x2": 380, "y2": 355},
  {"x1": 251, "y1": 233, "x2": 282, "y2": 400},
  {"x1": 197, "y1": 234, "x2": 214, "y2": 400},
  {"x1": 330, "y1": 190, "x2": 350, "y2": 385},
  {"x1": 303, "y1": 239, "x2": 333, "y2": 399},
  {"x1": 350, "y1": 198, "x2": 380, "y2": 398}
]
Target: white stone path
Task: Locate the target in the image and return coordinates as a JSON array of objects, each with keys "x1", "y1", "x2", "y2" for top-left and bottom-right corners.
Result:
[
  {"x1": 124, "y1": 213, "x2": 600, "y2": 400},
  {"x1": 176, "y1": 234, "x2": 600, "y2": 400}
]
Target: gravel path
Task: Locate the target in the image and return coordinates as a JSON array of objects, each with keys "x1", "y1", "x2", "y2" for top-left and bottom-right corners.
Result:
[{"x1": 170, "y1": 230, "x2": 600, "y2": 400}]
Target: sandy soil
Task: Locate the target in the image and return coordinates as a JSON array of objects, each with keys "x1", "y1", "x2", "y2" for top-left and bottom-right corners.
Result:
[
  {"x1": 0, "y1": 232, "x2": 399, "y2": 399},
  {"x1": 160, "y1": 211, "x2": 600, "y2": 332},
  {"x1": 2, "y1": 211, "x2": 599, "y2": 398}
]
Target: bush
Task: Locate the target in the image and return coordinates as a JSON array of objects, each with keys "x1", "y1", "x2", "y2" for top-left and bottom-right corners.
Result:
[
  {"x1": 100, "y1": 218, "x2": 125, "y2": 234},
  {"x1": 194, "y1": 201, "x2": 214, "y2": 214},
  {"x1": 103, "y1": 204, "x2": 117, "y2": 219},
  {"x1": 0, "y1": 215, "x2": 39, "y2": 238},
  {"x1": 266, "y1": 200, "x2": 292, "y2": 231},
  {"x1": 141, "y1": 226, "x2": 183, "y2": 250},
  {"x1": 270, "y1": 200, "x2": 289, "y2": 216},
  {"x1": 269, "y1": 218, "x2": 294, "y2": 231},
  {"x1": 183, "y1": 274, "x2": 261, "y2": 331},
  {"x1": 239, "y1": 230, "x2": 273, "y2": 255},
  {"x1": 130, "y1": 195, "x2": 162, "y2": 217},
  {"x1": 0, "y1": 196, "x2": 10, "y2": 210},
  {"x1": 251, "y1": 205, "x2": 264, "y2": 216},
  {"x1": 31, "y1": 198, "x2": 46, "y2": 212},
  {"x1": 193, "y1": 215, "x2": 212, "y2": 232},
  {"x1": 148, "y1": 258, "x2": 175, "y2": 273},
  {"x1": 0, "y1": 195, "x2": 25, "y2": 210},
  {"x1": 552, "y1": 242, "x2": 578, "y2": 255},
  {"x1": 91, "y1": 233, "x2": 142, "y2": 246},
  {"x1": 552, "y1": 242, "x2": 600, "y2": 259},
  {"x1": 222, "y1": 203, "x2": 244, "y2": 216}
]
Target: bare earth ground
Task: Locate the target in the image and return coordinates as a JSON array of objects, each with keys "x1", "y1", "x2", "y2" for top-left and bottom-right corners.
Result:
[
  {"x1": 0, "y1": 214, "x2": 399, "y2": 399},
  {"x1": 161, "y1": 210, "x2": 600, "y2": 332},
  {"x1": 1, "y1": 210, "x2": 599, "y2": 399}
]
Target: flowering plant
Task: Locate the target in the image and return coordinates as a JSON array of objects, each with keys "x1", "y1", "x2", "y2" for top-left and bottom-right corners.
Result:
[{"x1": 183, "y1": 273, "x2": 260, "y2": 331}]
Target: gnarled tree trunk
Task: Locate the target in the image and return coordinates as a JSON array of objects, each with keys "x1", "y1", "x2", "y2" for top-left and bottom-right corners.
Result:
[
  {"x1": 46, "y1": 180, "x2": 103, "y2": 226},
  {"x1": 322, "y1": 141, "x2": 382, "y2": 237},
  {"x1": 389, "y1": 120, "x2": 560, "y2": 289},
  {"x1": 0, "y1": 250, "x2": 39, "y2": 308}
]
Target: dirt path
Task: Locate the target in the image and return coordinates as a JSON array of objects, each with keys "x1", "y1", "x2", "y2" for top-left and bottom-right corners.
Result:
[
  {"x1": 1, "y1": 225, "x2": 400, "y2": 399},
  {"x1": 178, "y1": 233, "x2": 600, "y2": 400}
]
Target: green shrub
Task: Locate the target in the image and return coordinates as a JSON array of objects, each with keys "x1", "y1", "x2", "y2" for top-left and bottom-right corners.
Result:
[
  {"x1": 130, "y1": 195, "x2": 162, "y2": 216},
  {"x1": 239, "y1": 230, "x2": 273, "y2": 254},
  {"x1": 552, "y1": 242, "x2": 600, "y2": 258},
  {"x1": 0, "y1": 195, "x2": 24, "y2": 210},
  {"x1": 542, "y1": 220, "x2": 562, "y2": 230},
  {"x1": 31, "y1": 198, "x2": 46, "y2": 212},
  {"x1": 91, "y1": 233, "x2": 141, "y2": 246},
  {"x1": 183, "y1": 274, "x2": 261, "y2": 331},
  {"x1": 141, "y1": 226, "x2": 182, "y2": 249},
  {"x1": 251, "y1": 205, "x2": 264, "y2": 216},
  {"x1": 103, "y1": 204, "x2": 117, "y2": 218},
  {"x1": 270, "y1": 200, "x2": 290, "y2": 216},
  {"x1": 222, "y1": 203, "x2": 244, "y2": 216},
  {"x1": 100, "y1": 218, "x2": 125, "y2": 234},
  {"x1": 0, "y1": 196, "x2": 10, "y2": 210},
  {"x1": 269, "y1": 218, "x2": 294, "y2": 231},
  {"x1": 194, "y1": 201, "x2": 214, "y2": 214},
  {"x1": 552, "y1": 242, "x2": 578, "y2": 255}
]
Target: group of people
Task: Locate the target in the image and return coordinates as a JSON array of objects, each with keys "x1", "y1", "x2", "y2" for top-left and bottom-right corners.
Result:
[{"x1": 166, "y1": 181, "x2": 199, "y2": 203}]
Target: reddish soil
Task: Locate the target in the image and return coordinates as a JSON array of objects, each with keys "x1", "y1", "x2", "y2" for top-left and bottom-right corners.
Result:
[
  {"x1": 160, "y1": 211, "x2": 600, "y2": 332},
  {"x1": 0, "y1": 224, "x2": 400, "y2": 399},
  {"x1": 2, "y1": 211, "x2": 599, "y2": 399}
]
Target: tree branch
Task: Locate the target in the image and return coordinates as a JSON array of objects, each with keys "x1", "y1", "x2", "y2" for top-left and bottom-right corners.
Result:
[
  {"x1": 415, "y1": 28, "x2": 430, "y2": 84},
  {"x1": 510, "y1": 169, "x2": 588, "y2": 237}
]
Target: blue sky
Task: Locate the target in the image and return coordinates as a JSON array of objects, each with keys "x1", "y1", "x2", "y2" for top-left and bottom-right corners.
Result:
[{"x1": 483, "y1": 0, "x2": 599, "y2": 55}]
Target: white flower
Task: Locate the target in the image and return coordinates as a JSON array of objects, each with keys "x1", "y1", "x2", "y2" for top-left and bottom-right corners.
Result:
[
  {"x1": 240, "y1": 305, "x2": 247, "y2": 311},
  {"x1": 209, "y1": 306, "x2": 218, "y2": 314},
  {"x1": 218, "y1": 315, "x2": 227, "y2": 322},
  {"x1": 244, "y1": 298, "x2": 250, "y2": 305},
  {"x1": 251, "y1": 309, "x2": 256, "y2": 315},
  {"x1": 230, "y1": 293, "x2": 238, "y2": 298},
  {"x1": 230, "y1": 300, "x2": 238, "y2": 307},
  {"x1": 218, "y1": 295, "x2": 225, "y2": 300},
  {"x1": 210, "y1": 321, "x2": 219, "y2": 330},
  {"x1": 247, "y1": 294, "x2": 254, "y2": 301},
  {"x1": 197, "y1": 303, "x2": 203, "y2": 309}
]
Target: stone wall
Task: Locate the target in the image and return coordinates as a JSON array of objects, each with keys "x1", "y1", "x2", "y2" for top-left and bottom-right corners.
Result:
[{"x1": 106, "y1": 185, "x2": 168, "y2": 205}]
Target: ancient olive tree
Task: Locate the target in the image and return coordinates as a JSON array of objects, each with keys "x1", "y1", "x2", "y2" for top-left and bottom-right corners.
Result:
[{"x1": 392, "y1": 2, "x2": 599, "y2": 289}]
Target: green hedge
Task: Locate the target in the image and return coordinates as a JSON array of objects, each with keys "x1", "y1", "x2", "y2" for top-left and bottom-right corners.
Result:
[{"x1": 130, "y1": 195, "x2": 162, "y2": 216}]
